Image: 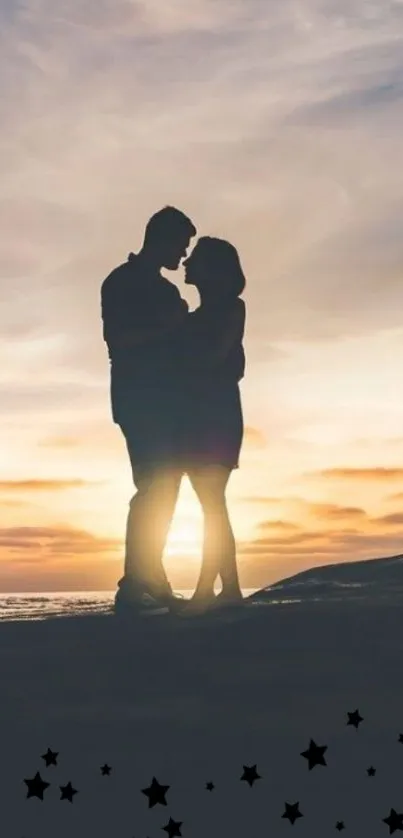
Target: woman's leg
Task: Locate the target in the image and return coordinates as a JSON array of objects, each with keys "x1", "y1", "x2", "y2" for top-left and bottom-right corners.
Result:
[{"x1": 187, "y1": 465, "x2": 242, "y2": 604}]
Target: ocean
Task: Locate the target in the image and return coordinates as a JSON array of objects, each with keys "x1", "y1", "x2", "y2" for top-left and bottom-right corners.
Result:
[
  {"x1": 3, "y1": 555, "x2": 403, "y2": 621},
  {"x1": 0, "y1": 589, "x2": 259, "y2": 622}
]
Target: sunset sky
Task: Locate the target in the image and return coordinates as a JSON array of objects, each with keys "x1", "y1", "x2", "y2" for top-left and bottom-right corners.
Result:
[{"x1": 1, "y1": 0, "x2": 403, "y2": 592}]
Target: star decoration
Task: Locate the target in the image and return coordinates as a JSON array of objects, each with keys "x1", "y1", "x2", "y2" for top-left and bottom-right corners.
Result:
[
  {"x1": 282, "y1": 802, "x2": 303, "y2": 825},
  {"x1": 300, "y1": 739, "x2": 328, "y2": 770},
  {"x1": 240, "y1": 765, "x2": 261, "y2": 787},
  {"x1": 101, "y1": 764, "x2": 111, "y2": 775},
  {"x1": 336, "y1": 821, "x2": 345, "y2": 831},
  {"x1": 205, "y1": 782, "x2": 215, "y2": 791},
  {"x1": 367, "y1": 766, "x2": 376, "y2": 776},
  {"x1": 60, "y1": 781, "x2": 78, "y2": 802},
  {"x1": 41, "y1": 748, "x2": 58, "y2": 767},
  {"x1": 382, "y1": 808, "x2": 403, "y2": 834},
  {"x1": 142, "y1": 777, "x2": 170, "y2": 808},
  {"x1": 347, "y1": 709, "x2": 363, "y2": 729},
  {"x1": 24, "y1": 772, "x2": 50, "y2": 801},
  {"x1": 162, "y1": 817, "x2": 182, "y2": 837}
]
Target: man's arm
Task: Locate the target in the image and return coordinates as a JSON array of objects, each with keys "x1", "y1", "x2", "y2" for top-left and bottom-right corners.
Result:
[
  {"x1": 102, "y1": 285, "x2": 188, "y2": 350},
  {"x1": 114, "y1": 300, "x2": 188, "y2": 348}
]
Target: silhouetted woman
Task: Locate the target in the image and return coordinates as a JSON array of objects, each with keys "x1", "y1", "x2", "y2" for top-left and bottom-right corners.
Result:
[{"x1": 179, "y1": 236, "x2": 246, "y2": 615}]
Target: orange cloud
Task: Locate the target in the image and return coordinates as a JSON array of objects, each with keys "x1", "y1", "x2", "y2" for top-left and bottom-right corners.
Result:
[
  {"x1": 240, "y1": 496, "x2": 284, "y2": 505},
  {"x1": 243, "y1": 427, "x2": 267, "y2": 449},
  {"x1": 257, "y1": 520, "x2": 300, "y2": 531},
  {"x1": 236, "y1": 526, "x2": 403, "y2": 588},
  {"x1": 306, "y1": 468, "x2": 403, "y2": 481},
  {"x1": 307, "y1": 503, "x2": 367, "y2": 520},
  {"x1": 38, "y1": 436, "x2": 81, "y2": 448},
  {"x1": 0, "y1": 526, "x2": 120, "y2": 558},
  {"x1": 0, "y1": 479, "x2": 96, "y2": 492},
  {"x1": 372, "y1": 513, "x2": 403, "y2": 526},
  {"x1": 386, "y1": 492, "x2": 403, "y2": 502}
]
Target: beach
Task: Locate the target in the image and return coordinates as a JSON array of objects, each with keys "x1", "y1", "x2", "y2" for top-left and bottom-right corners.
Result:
[{"x1": 1, "y1": 564, "x2": 403, "y2": 837}]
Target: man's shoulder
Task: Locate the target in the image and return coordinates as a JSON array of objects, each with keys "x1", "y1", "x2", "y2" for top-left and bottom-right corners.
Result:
[{"x1": 101, "y1": 261, "x2": 131, "y2": 297}]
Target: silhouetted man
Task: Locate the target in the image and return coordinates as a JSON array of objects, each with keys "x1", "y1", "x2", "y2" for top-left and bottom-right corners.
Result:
[{"x1": 101, "y1": 206, "x2": 197, "y2": 614}]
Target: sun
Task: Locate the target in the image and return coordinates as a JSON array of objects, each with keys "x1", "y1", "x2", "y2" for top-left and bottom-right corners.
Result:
[{"x1": 164, "y1": 513, "x2": 202, "y2": 559}]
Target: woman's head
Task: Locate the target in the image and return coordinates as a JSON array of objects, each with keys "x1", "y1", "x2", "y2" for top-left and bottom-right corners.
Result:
[{"x1": 183, "y1": 237, "x2": 246, "y2": 303}]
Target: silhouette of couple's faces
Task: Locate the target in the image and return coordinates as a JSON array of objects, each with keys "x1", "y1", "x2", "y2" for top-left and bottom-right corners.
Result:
[
  {"x1": 183, "y1": 245, "x2": 207, "y2": 293},
  {"x1": 163, "y1": 235, "x2": 217, "y2": 300},
  {"x1": 156, "y1": 229, "x2": 194, "y2": 271},
  {"x1": 156, "y1": 226, "x2": 203, "y2": 291}
]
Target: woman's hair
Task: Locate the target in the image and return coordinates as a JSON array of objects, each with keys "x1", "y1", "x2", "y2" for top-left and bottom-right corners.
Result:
[{"x1": 193, "y1": 236, "x2": 246, "y2": 301}]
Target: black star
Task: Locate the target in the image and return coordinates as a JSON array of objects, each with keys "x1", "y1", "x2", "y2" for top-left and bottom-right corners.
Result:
[
  {"x1": 382, "y1": 808, "x2": 403, "y2": 834},
  {"x1": 162, "y1": 817, "x2": 182, "y2": 838},
  {"x1": 347, "y1": 709, "x2": 363, "y2": 729},
  {"x1": 101, "y1": 764, "x2": 111, "y2": 775},
  {"x1": 336, "y1": 822, "x2": 345, "y2": 831},
  {"x1": 240, "y1": 765, "x2": 261, "y2": 787},
  {"x1": 300, "y1": 739, "x2": 328, "y2": 770},
  {"x1": 367, "y1": 766, "x2": 376, "y2": 777},
  {"x1": 282, "y1": 802, "x2": 303, "y2": 825},
  {"x1": 398, "y1": 734, "x2": 403, "y2": 744},
  {"x1": 24, "y1": 771, "x2": 50, "y2": 800},
  {"x1": 142, "y1": 777, "x2": 170, "y2": 808},
  {"x1": 60, "y1": 782, "x2": 78, "y2": 802},
  {"x1": 206, "y1": 781, "x2": 215, "y2": 791},
  {"x1": 41, "y1": 748, "x2": 58, "y2": 767}
]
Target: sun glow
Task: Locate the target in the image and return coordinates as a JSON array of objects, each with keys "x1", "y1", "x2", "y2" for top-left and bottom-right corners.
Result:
[{"x1": 164, "y1": 514, "x2": 203, "y2": 559}]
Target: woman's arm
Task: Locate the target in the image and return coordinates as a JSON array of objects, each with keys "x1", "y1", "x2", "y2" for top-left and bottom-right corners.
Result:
[{"x1": 184, "y1": 299, "x2": 245, "y2": 369}]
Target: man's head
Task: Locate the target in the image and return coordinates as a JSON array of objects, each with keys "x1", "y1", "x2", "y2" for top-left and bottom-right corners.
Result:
[{"x1": 142, "y1": 206, "x2": 196, "y2": 270}]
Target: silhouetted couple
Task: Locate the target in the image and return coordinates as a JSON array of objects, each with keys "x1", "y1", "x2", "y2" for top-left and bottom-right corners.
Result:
[{"x1": 101, "y1": 206, "x2": 246, "y2": 617}]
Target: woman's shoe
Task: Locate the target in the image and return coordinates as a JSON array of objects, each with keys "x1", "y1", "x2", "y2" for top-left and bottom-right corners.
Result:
[
  {"x1": 178, "y1": 593, "x2": 216, "y2": 618},
  {"x1": 213, "y1": 590, "x2": 244, "y2": 609}
]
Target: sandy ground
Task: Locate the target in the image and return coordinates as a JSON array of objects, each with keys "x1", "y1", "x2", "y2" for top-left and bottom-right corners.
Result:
[{"x1": 1, "y1": 598, "x2": 403, "y2": 837}]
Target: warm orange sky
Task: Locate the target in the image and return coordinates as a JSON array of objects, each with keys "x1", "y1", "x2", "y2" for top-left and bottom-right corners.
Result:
[{"x1": 1, "y1": 0, "x2": 403, "y2": 592}]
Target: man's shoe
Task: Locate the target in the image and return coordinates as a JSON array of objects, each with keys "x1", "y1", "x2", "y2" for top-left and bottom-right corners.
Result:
[
  {"x1": 114, "y1": 590, "x2": 169, "y2": 617},
  {"x1": 154, "y1": 592, "x2": 188, "y2": 613}
]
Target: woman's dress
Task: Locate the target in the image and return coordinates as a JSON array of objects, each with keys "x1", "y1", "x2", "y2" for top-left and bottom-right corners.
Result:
[{"x1": 180, "y1": 301, "x2": 245, "y2": 471}]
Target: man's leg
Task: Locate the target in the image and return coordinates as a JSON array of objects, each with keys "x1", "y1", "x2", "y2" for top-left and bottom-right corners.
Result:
[
  {"x1": 118, "y1": 464, "x2": 182, "y2": 600},
  {"x1": 115, "y1": 421, "x2": 183, "y2": 605}
]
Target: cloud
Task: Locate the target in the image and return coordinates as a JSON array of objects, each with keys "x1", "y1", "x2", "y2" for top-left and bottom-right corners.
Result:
[
  {"x1": 386, "y1": 492, "x2": 403, "y2": 502},
  {"x1": 0, "y1": 479, "x2": 96, "y2": 492},
  {"x1": 243, "y1": 427, "x2": 267, "y2": 449},
  {"x1": 287, "y1": 81, "x2": 403, "y2": 127},
  {"x1": 307, "y1": 502, "x2": 367, "y2": 519},
  {"x1": 0, "y1": 381, "x2": 105, "y2": 417},
  {"x1": 38, "y1": 436, "x2": 82, "y2": 449},
  {"x1": 239, "y1": 496, "x2": 367, "y2": 520},
  {"x1": 2, "y1": 0, "x2": 403, "y2": 594},
  {"x1": 306, "y1": 467, "x2": 403, "y2": 481},
  {"x1": 257, "y1": 520, "x2": 301, "y2": 531},
  {"x1": 240, "y1": 496, "x2": 286, "y2": 505},
  {"x1": 372, "y1": 512, "x2": 403, "y2": 526},
  {"x1": 0, "y1": 525, "x2": 120, "y2": 558},
  {"x1": 236, "y1": 526, "x2": 403, "y2": 586},
  {"x1": 0, "y1": 0, "x2": 402, "y2": 365}
]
